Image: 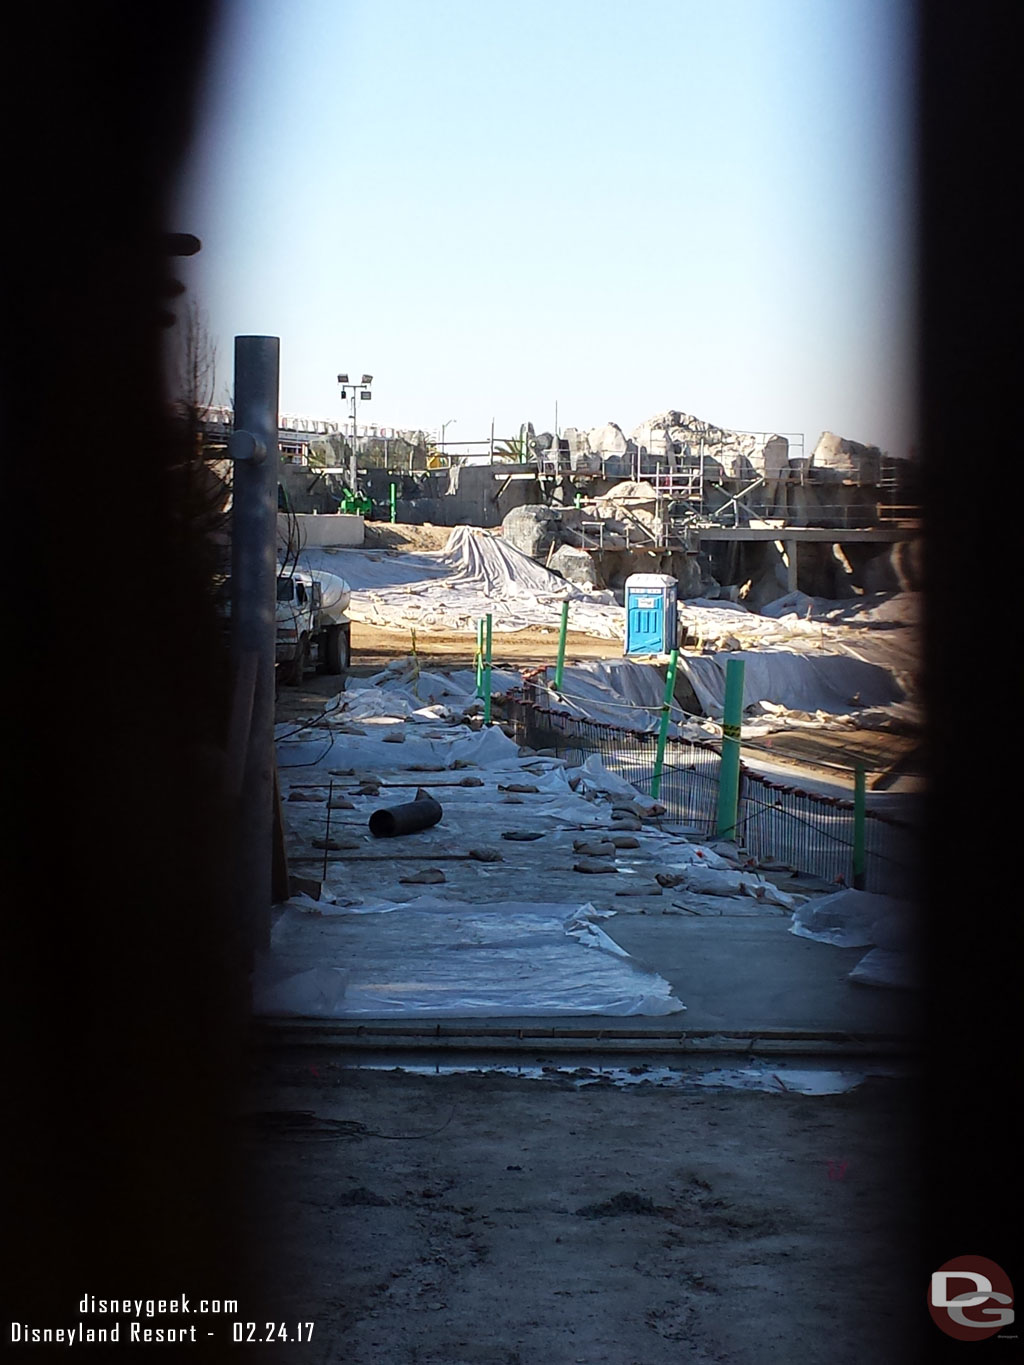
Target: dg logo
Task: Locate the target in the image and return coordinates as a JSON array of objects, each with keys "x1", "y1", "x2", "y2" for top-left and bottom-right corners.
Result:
[{"x1": 929, "y1": 1257, "x2": 1015, "y2": 1341}]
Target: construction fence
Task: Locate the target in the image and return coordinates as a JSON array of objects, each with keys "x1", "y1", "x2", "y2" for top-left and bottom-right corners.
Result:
[{"x1": 503, "y1": 692, "x2": 919, "y2": 898}]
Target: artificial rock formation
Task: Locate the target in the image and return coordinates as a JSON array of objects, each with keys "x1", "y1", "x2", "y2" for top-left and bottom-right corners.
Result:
[
  {"x1": 811, "y1": 432, "x2": 883, "y2": 484},
  {"x1": 631, "y1": 411, "x2": 792, "y2": 482},
  {"x1": 547, "y1": 544, "x2": 600, "y2": 589},
  {"x1": 500, "y1": 505, "x2": 562, "y2": 559}
]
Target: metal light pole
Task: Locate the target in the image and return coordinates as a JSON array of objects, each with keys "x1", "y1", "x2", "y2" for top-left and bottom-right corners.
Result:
[
  {"x1": 440, "y1": 417, "x2": 456, "y2": 457},
  {"x1": 229, "y1": 335, "x2": 280, "y2": 953},
  {"x1": 337, "y1": 372, "x2": 373, "y2": 493}
]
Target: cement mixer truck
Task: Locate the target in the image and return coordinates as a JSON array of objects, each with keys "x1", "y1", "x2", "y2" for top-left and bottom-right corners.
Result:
[{"x1": 275, "y1": 568, "x2": 352, "y2": 685}]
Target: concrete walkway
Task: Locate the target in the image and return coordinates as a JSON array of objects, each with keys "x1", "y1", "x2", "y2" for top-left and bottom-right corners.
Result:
[
  {"x1": 603, "y1": 914, "x2": 916, "y2": 1036},
  {"x1": 261, "y1": 912, "x2": 918, "y2": 1052}
]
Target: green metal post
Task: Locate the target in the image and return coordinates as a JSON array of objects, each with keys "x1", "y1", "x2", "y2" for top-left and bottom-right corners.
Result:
[
  {"x1": 853, "y1": 764, "x2": 866, "y2": 889},
  {"x1": 554, "y1": 600, "x2": 569, "y2": 691},
  {"x1": 389, "y1": 482, "x2": 397, "y2": 523},
  {"x1": 716, "y1": 657, "x2": 745, "y2": 840},
  {"x1": 475, "y1": 618, "x2": 484, "y2": 696},
  {"x1": 650, "y1": 648, "x2": 679, "y2": 800},
  {"x1": 483, "y1": 613, "x2": 493, "y2": 725}
]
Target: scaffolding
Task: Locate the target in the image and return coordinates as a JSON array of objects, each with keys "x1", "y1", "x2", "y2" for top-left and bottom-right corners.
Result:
[{"x1": 877, "y1": 453, "x2": 920, "y2": 523}]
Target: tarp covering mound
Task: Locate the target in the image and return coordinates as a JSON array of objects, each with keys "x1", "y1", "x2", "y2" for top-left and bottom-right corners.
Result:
[
  {"x1": 291, "y1": 526, "x2": 624, "y2": 638},
  {"x1": 675, "y1": 650, "x2": 904, "y2": 718},
  {"x1": 525, "y1": 655, "x2": 903, "y2": 734},
  {"x1": 529, "y1": 658, "x2": 688, "y2": 733}
]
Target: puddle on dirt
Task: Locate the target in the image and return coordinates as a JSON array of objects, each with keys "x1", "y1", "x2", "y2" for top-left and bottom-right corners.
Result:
[{"x1": 338, "y1": 1057, "x2": 908, "y2": 1096}]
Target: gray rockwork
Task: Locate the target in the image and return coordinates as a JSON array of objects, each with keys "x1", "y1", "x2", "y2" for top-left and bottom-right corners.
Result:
[
  {"x1": 548, "y1": 544, "x2": 600, "y2": 588},
  {"x1": 631, "y1": 410, "x2": 790, "y2": 482}
]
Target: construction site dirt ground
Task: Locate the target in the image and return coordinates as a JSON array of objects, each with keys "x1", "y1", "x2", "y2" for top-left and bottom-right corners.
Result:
[
  {"x1": 240, "y1": 1053, "x2": 923, "y2": 1364},
  {"x1": 260, "y1": 609, "x2": 928, "y2": 1360}
]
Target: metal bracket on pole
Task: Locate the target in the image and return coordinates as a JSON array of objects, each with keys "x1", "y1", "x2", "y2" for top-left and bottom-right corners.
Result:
[{"x1": 228, "y1": 429, "x2": 267, "y2": 464}]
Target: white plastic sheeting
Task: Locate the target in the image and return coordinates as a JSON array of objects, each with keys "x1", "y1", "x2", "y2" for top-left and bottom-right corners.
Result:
[
  {"x1": 790, "y1": 888, "x2": 917, "y2": 989},
  {"x1": 291, "y1": 526, "x2": 625, "y2": 638},
  {"x1": 790, "y1": 889, "x2": 911, "y2": 948},
  {"x1": 520, "y1": 652, "x2": 911, "y2": 742},
  {"x1": 663, "y1": 864, "x2": 803, "y2": 910},
  {"x1": 535, "y1": 659, "x2": 680, "y2": 733},
  {"x1": 573, "y1": 753, "x2": 665, "y2": 810},
  {"x1": 277, "y1": 713, "x2": 531, "y2": 770},
  {"x1": 675, "y1": 650, "x2": 904, "y2": 719},
  {"x1": 848, "y1": 949, "x2": 919, "y2": 990},
  {"x1": 274, "y1": 717, "x2": 654, "y2": 921},
  {"x1": 325, "y1": 661, "x2": 523, "y2": 725},
  {"x1": 268, "y1": 708, "x2": 698, "y2": 1016},
  {"x1": 254, "y1": 899, "x2": 685, "y2": 1018},
  {"x1": 739, "y1": 592, "x2": 920, "y2": 685},
  {"x1": 761, "y1": 591, "x2": 920, "y2": 628},
  {"x1": 679, "y1": 600, "x2": 836, "y2": 651}
]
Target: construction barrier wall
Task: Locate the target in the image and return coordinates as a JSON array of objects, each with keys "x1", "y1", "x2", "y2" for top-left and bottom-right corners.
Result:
[{"x1": 504, "y1": 692, "x2": 918, "y2": 897}]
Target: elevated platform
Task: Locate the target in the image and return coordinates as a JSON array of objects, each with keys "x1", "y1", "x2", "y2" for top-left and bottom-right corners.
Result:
[{"x1": 695, "y1": 524, "x2": 919, "y2": 543}]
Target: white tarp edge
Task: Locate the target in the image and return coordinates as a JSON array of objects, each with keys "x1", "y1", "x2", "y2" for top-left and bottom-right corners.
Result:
[
  {"x1": 790, "y1": 888, "x2": 918, "y2": 990},
  {"x1": 254, "y1": 899, "x2": 686, "y2": 1018}
]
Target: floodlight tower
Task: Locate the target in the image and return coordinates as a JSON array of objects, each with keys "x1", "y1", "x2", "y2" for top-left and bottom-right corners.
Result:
[{"x1": 337, "y1": 372, "x2": 373, "y2": 492}]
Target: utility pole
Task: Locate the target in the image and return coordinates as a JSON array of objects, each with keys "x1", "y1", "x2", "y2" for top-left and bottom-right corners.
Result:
[{"x1": 229, "y1": 335, "x2": 280, "y2": 953}]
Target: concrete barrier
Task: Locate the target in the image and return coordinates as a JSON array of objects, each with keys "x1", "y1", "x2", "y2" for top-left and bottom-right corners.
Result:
[{"x1": 279, "y1": 512, "x2": 364, "y2": 547}]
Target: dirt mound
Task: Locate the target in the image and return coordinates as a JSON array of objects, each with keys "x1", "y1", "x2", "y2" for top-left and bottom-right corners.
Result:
[{"x1": 361, "y1": 522, "x2": 462, "y2": 553}]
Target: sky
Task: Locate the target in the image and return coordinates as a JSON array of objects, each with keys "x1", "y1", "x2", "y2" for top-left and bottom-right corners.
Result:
[{"x1": 176, "y1": 0, "x2": 916, "y2": 457}]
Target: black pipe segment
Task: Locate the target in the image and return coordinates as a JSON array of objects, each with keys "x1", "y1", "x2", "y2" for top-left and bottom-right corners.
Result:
[{"x1": 369, "y1": 788, "x2": 443, "y2": 838}]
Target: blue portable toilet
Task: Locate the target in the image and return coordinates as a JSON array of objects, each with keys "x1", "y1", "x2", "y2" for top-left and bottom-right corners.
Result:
[{"x1": 624, "y1": 573, "x2": 678, "y2": 655}]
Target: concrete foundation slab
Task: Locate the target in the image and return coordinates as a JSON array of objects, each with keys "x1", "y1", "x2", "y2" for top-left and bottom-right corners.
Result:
[
  {"x1": 602, "y1": 915, "x2": 918, "y2": 1037},
  {"x1": 260, "y1": 915, "x2": 918, "y2": 1047}
]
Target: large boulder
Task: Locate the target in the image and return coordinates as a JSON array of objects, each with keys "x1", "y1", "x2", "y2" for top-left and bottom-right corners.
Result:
[
  {"x1": 811, "y1": 432, "x2": 882, "y2": 483},
  {"x1": 548, "y1": 545, "x2": 600, "y2": 589},
  {"x1": 591, "y1": 481, "x2": 665, "y2": 546},
  {"x1": 586, "y1": 422, "x2": 629, "y2": 456},
  {"x1": 559, "y1": 427, "x2": 600, "y2": 474},
  {"x1": 501, "y1": 505, "x2": 562, "y2": 558}
]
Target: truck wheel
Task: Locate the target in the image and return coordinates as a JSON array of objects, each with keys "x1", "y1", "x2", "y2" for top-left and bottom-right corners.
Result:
[
  {"x1": 324, "y1": 624, "x2": 350, "y2": 675},
  {"x1": 281, "y1": 634, "x2": 309, "y2": 685}
]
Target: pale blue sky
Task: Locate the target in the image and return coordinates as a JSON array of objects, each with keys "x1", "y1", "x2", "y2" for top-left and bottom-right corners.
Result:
[{"x1": 177, "y1": 0, "x2": 916, "y2": 455}]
